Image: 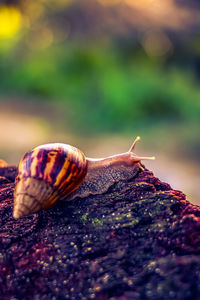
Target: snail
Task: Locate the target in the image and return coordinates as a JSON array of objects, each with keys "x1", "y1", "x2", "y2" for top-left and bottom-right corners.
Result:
[{"x1": 13, "y1": 137, "x2": 155, "y2": 219}]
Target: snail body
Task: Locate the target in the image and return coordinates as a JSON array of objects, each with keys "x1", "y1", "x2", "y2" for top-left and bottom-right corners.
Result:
[{"x1": 13, "y1": 137, "x2": 155, "y2": 219}]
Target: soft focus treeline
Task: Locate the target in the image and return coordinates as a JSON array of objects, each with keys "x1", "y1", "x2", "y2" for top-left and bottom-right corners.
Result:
[{"x1": 0, "y1": 0, "x2": 200, "y2": 161}]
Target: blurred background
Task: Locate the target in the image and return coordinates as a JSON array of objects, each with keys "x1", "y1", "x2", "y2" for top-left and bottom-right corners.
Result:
[{"x1": 0, "y1": 0, "x2": 199, "y2": 203}]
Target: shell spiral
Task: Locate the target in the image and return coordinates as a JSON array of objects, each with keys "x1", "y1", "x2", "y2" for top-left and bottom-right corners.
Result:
[{"x1": 13, "y1": 143, "x2": 88, "y2": 218}]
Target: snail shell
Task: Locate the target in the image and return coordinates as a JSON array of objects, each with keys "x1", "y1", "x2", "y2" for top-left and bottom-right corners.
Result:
[{"x1": 13, "y1": 143, "x2": 87, "y2": 218}]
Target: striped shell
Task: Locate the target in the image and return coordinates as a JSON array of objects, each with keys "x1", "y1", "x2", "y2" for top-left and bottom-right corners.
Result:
[{"x1": 13, "y1": 143, "x2": 88, "y2": 218}]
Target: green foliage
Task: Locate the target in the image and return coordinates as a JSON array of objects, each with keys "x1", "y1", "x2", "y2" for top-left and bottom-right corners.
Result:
[{"x1": 0, "y1": 43, "x2": 200, "y2": 135}]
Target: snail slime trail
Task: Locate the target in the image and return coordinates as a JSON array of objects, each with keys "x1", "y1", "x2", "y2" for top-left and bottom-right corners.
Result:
[{"x1": 13, "y1": 137, "x2": 155, "y2": 218}]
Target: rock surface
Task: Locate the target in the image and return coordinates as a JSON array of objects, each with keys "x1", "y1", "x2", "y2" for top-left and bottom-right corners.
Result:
[{"x1": 0, "y1": 164, "x2": 200, "y2": 300}]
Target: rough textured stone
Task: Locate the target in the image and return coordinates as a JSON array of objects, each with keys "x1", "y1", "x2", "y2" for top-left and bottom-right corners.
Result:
[{"x1": 0, "y1": 164, "x2": 199, "y2": 300}]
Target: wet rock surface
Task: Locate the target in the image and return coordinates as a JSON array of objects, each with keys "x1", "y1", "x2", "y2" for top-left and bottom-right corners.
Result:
[{"x1": 0, "y1": 165, "x2": 199, "y2": 300}]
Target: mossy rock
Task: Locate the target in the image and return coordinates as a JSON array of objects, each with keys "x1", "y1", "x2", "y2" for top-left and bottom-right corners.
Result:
[{"x1": 0, "y1": 165, "x2": 199, "y2": 300}]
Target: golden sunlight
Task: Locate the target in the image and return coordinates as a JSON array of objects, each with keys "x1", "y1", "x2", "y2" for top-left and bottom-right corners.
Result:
[
  {"x1": 123, "y1": 0, "x2": 193, "y2": 29},
  {"x1": 0, "y1": 6, "x2": 21, "y2": 38},
  {"x1": 98, "y1": 0, "x2": 121, "y2": 5}
]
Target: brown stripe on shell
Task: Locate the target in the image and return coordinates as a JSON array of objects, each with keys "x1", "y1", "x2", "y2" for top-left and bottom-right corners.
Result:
[
  {"x1": 18, "y1": 150, "x2": 35, "y2": 178},
  {"x1": 14, "y1": 143, "x2": 88, "y2": 218},
  {"x1": 53, "y1": 152, "x2": 73, "y2": 188},
  {"x1": 53, "y1": 146, "x2": 86, "y2": 195},
  {"x1": 49, "y1": 149, "x2": 67, "y2": 185},
  {"x1": 58, "y1": 153, "x2": 88, "y2": 199},
  {"x1": 35, "y1": 149, "x2": 49, "y2": 179},
  {"x1": 57, "y1": 162, "x2": 77, "y2": 196}
]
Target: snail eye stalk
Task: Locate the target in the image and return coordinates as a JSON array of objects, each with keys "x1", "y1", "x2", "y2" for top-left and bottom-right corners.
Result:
[{"x1": 129, "y1": 136, "x2": 141, "y2": 152}]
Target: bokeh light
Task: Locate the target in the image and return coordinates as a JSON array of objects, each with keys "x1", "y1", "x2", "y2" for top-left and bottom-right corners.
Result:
[
  {"x1": 142, "y1": 30, "x2": 173, "y2": 57},
  {"x1": 0, "y1": 6, "x2": 21, "y2": 38}
]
